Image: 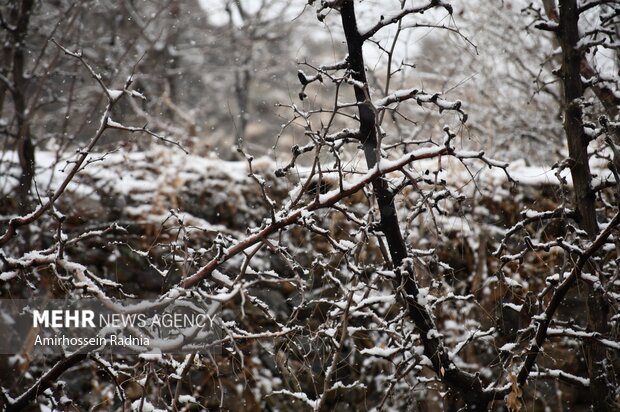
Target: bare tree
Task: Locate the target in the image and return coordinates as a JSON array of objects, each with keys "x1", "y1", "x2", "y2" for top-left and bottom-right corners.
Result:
[{"x1": 1, "y1": 0, "x2": 620, "y2": 411}]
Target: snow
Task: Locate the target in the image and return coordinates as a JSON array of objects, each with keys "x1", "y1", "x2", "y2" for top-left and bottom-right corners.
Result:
[
  {"x1": 502, "y1": 277, "x2": 524, "y2": 288},
  {"x1": 211, "y1": 270, "x2": 233, "y2": 287},
  {"x1": 337, "y1": 240, "x2": 356, "y2": 250},
  {"x1": 106, "y1": 118, "x2": 125, "y2": 129},
  {"x1": 581, "y1": 272, "x2": 601, "y2": 287},
  {"x1": 503, "y1": 303, "x2": 523, "y2": 312},
  {"x1": 419, "y1": 355, "x2": 434, "y2": 367},
  {"x1": 270, "y1": 390, "x2": 318, "y2": 409},
  {"x1": 360, "y1": 346, "x2": 400, "y2": 357},
  {"x1": 130, "y1": 399, "x2": 166, "y2": 412},
  {"x1": 547, "y1": 328, "x2": 620, "y2": 350},
  {"x1": 138, "y1": 352, "x2": 163, "y2": 362},
  {"x1": 0, "y1": 271, "x2": 18, "y2": 281},
  {"x1": 427, "y1": 329, "x2": 443, "y2": 340},
  {"x1": 107, "y1": 89, "x2": 124, "y2": 101},
  {"x1": 499, "y1": 343, "x2": 517, "y2": 352},
  {"x1": 530, "y1": 369, "x2": 590, "y2": 387},
  {"x1": 497, "y1": 159, "x2": 568, "y2": 186},
  {"x1": 417, "y1": 288, "x2": 430, "y2": 306},
  {"x1": 316, "y1": 145, "x2": 447, "y2": 205},
  {"x1": 353, "y1": 293, "x2": 396, "y2": 310},
  {"x1": 177, "y1": 394, "x2": 196, "y2": 404}
]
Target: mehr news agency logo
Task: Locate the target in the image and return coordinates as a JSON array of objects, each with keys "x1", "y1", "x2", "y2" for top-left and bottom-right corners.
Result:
[{"x1": 31, "y1": 308, "x2": 214, "y2": 348}]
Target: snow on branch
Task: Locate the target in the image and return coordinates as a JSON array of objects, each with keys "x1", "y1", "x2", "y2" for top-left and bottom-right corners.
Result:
[
  {"x1": 359, "y1": 0, "x2": 453, "y2": 41},
  {"x1": 181, "y1": 143, "x2": 452, "y2": 289},
  {"x1": 375, "y1": 88, "x2": 467, "y2": 122},
  {"x1": 515, "y1": 211, "x2": 620, "y2": 386}
]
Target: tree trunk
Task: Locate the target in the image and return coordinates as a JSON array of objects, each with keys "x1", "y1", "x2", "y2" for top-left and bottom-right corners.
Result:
[
  {"x1": 339, "y1": 2, "x2": 488, "y2": 409},
  {"x1": 558, "y1": 1, "x2": 616, "y2": 410},
  {"x1": 559, "y1": 0, "x2": 597, "y2": 236},
  {"x1": 9, "y1": 0, "x2": 35, "y2": 207}
]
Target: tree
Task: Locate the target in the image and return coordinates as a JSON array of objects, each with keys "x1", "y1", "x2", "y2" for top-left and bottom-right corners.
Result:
[
  {"x1": 517, "y1": 0, "x2": 620, "y2": 409},
  {"x1": 1, "y1": 0, "x2": 620, "y2": 411}
]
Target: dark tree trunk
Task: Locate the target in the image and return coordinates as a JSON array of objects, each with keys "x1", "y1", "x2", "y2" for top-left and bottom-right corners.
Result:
[
  {"x1": 228, "y1": 1, "x2": 252, "y2": 147},
  {"x1": 339, "y1": 2, "x2": 489, "y2": 409},
  {"x1": 8, "y1": 0, "x2": 35, "y2": 207},
  {"x1": 558, "y1": 1, "x2": 616, "y2": 410},
  {"x1": 559, "y1": 0, "x2": 597, "y2": 237},
  {"x1": 339, "y1": 0, "x2": 406, "y2": 266}
]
